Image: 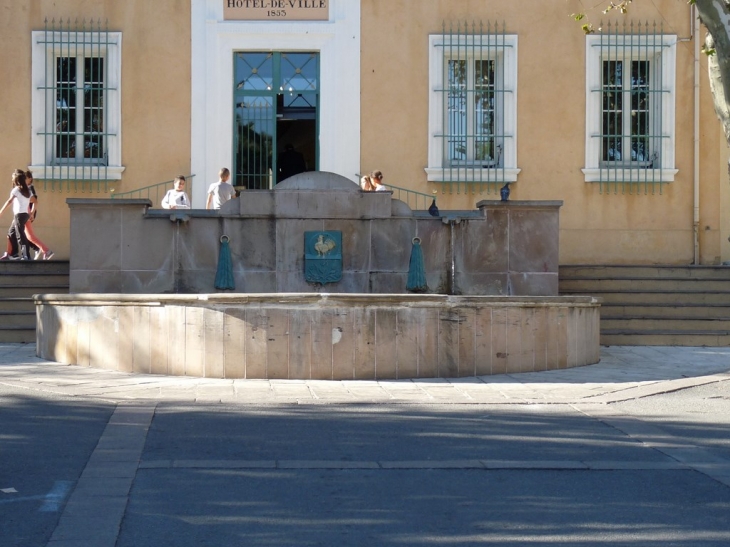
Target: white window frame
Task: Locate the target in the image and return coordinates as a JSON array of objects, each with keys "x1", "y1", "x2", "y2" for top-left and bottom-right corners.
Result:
[
  {"x1": 31, "y1": 30, "x2": 124, "y2": 180},
  {"x1": 583, "y1": 33, "x2": 677, "y2": 183},
  {"x1": 426, "y1": 33, "x2": 519, "y2": 183}
]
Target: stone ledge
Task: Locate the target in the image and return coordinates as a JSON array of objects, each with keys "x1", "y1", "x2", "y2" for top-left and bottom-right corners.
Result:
[{"x1": 35, "y1": 293, "x2": 601, "y2": 308}]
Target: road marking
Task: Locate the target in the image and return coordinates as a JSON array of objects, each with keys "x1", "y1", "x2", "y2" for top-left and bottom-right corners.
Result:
[
  {"x1": 0, "y1": 494, "x2": 46, "y2": 505},
  {"x1": 39, "y1": 480, "x2": 74, "y2": 512},
  {"x1": 0, "y1": 481, "x2": 74, "y2": 510}
]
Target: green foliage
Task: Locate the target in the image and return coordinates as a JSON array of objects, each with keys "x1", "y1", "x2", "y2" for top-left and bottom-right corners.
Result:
[
  {"x1": 602, "y1": 1, "x2": 633, "y2": 15},
  {"x1": 571, "y1": 1, "x2": 696, "y2": 34},
  {"x1": 570, "y1": 14, "x2": 597, "y2": 34},
  {"x1": 701, "y1": 43, "x2": 716, "y2": 56}
]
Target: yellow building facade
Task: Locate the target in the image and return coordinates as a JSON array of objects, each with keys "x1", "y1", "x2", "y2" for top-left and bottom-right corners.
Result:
[{"x1": 1, "y1": 0, "x2": 728, "y2": 265}]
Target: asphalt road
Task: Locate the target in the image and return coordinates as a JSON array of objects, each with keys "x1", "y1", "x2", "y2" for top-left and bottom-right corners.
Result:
[
  {"x1": 0, "y1": 385, "x2": 114, "y2": 547},
  {"x1": 2, "y1": 379, "x2": 729, "y2": 547}
]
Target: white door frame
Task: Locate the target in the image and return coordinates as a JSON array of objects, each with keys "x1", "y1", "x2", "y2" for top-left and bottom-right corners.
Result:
[{"x1": 191, "y1": 0, "x2": 361, "y2": 207}]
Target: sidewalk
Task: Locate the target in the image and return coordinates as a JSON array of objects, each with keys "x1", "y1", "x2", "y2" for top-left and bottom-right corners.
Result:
[{"x1": 1, "y1": 342, "x2": 728, "y2": 405}]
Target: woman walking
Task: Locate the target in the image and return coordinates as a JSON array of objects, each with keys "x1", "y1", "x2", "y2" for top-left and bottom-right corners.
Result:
[
  {"x1": 0, "y1": 170, "x2": 53, "y2": 260},
  {"x1": 22, "y1": 171, "x2": 53, "y2": 260},
  {"x1": 0, "y1": 170, "x2": 34, "y2": 260}
]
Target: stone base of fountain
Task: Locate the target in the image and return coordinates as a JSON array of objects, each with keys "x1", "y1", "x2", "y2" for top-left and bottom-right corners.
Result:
[{"x1": 35, "y1": 293, "x2": 600, "y2": 379}]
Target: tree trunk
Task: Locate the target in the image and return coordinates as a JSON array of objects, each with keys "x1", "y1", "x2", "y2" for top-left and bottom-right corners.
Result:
[{"x1": 695, "y1": 0, "x2": 730, "y2": 151}]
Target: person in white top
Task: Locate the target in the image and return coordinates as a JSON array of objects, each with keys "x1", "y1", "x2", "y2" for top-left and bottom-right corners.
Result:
[
  {"x1": 161, "y1": 175, "x2": 191, "y2": 209},
  {"x1": 206, "y1": 167, "x2": 236, "y2": 210},
  {"x1": 2, "y1": 170, "x2": 53, "y2": 260},
  {"x1": 0, "y1": 170, "x2": 37, "y2": 260},
  {"x1": 369, "y1": 170, "x2": 389, "y2": 192}
]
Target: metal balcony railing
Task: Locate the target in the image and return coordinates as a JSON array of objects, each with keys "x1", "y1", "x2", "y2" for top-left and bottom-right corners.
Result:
[{"x1": 111, "y1": 175, "x2": 195, "y2": 207}]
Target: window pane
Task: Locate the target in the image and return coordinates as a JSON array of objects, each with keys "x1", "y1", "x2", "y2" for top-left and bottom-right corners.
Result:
[
  {"x1": 280, "y1": 52, "x2": 318, "y2": 92},
  {"x1": 235, "y1": 53, "x2": 274, "y2": 91},
  {"x1": 56, "y1": 57, "x2": 76, "y2": 159},
  {"x1": 447, "y1": 60, "x2": 467, "y2": 162},
  {"x1": 602, "y1": 112, "x2": 622, "y2": 161},
  {"x1": 234, "y1": 96, "x2": 274, "y2": 189},
  {"x1": 283, "y1": 92, "x2": 316, "y2": 109},
  {"x1": 474, "y1": 60, "x2": 495, "y2": 164},
  {"x1": 630, "y1": 61, "x2": 650, "y2": 162},
  {"x1": 601, "y1": 61, "x2": 623, "y2": 162},
  {"x1": 84, "y1": 57, "x2": 104, "y2": 160}
]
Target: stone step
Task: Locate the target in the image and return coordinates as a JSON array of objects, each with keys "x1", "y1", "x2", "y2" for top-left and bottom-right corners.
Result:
[
  {"x1": 570, "y1": 291, "x2": 730, "y2": 306},
  {"x1": 0, "y1": 326, "x2": 36, "y2": 344},
  {"x1": 560, "y1": 277, "x2": 730, "y2": 293},
  {"x1": 0, "y1": 297, "x2": 35, "y2": 313},
  {"x1": 601, "y1": 304, "x2": 730, "y2": 319},
  {"x1": 0, "y1": 261, "x2": 68, "y2": 344},
  {"x1": 601, "y1": 317, "x2": 730, "y2": 333},
  {"x1": 0, "y1": 260, "x2": 69, "y2": 275},
  {"x1": 560, "y1": 265, "x2": 730, "y2": 280},
  {"x1": 0, "y1": 273, "x2": 70, "y2": 288},
  {"x1": 0, "y1": 285, "x2": 69, "y2": 298},
  {"x1": 0, "y1": 311, "x2": 36, "y2": 329},
  {"x1": 601, "y1": 331, "x2": 730, "y2": 347},
  {"x1": 560, "y1": 265, "x2": 730, "y2": 346}
]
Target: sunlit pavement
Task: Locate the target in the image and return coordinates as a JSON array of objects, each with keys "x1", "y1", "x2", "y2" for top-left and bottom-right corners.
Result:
[{"x1": 0, "y1": 343, "x2": 728, "y2": 405}]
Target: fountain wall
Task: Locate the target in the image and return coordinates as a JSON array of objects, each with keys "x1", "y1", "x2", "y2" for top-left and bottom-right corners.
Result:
[
  {"x1": 36, "y1": 293, "x2": 600, "y2": 379},
  {"x1": 66, "y1": 173, "x2": 561, "y2": 296}
]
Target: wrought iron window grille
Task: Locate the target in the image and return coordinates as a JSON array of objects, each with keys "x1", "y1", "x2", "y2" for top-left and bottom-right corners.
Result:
[
  {"x1": 31, "y1": 18, "x2": 123, "y2": 193},
  {"x1": 584, "y1": 20, "x2": 677, "y2": 195},
  {"x1": 427, "y1": 21, "x2": 519, "y2": 196}
]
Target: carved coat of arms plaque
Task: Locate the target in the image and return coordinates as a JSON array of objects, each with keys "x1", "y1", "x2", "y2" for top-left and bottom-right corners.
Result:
[{"x1": 304, "y1": 231, "x2": 342, "y2": 284}]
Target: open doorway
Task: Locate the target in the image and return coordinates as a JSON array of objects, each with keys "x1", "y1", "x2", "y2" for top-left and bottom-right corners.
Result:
[
  {"x1": 233, "y1": 52, "x2": 319, "y2": 189},
  {"x1": 276, "y1": 98, "x2": 317, "y2": 184}
]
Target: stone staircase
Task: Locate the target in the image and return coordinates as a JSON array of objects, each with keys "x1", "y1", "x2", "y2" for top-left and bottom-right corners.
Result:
[
  {"x1": 0, "y1": 260, "x2": 70, "y2": 343},
  {"x1": 559, "y1": 265, "x2": 730, "y2": 347}
]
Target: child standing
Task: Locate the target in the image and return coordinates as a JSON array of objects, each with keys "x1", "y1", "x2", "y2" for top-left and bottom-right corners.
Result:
[
  {"x1": 161, "y1": 175, "x2": 191, "y2": 209},
  {"x1": 206, "y1": 168, "x2": 236, "y2": 210}
]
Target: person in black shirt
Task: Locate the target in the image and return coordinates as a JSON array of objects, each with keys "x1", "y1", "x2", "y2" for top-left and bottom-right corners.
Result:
[{"x1": 277, "y1": 144, "x2": 307, "y2": 183}]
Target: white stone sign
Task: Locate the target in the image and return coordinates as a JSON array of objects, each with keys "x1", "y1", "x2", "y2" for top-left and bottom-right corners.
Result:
[{"x1": 224, "y1": 0, "x2": 329, "y2": 21}]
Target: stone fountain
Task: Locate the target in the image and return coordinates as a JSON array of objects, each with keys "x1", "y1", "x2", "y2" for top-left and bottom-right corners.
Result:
[{"x1": 35, "y1": 172, "x2": 600, "y2": 379}]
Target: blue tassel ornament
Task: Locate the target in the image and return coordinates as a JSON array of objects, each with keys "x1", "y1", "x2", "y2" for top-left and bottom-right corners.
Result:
[
  {"x1": 215, "y1": 235, "x2": 236, "y2": 291},
  {"x1": 406, "y1": 237, "x2": 428, "y2": 293}
]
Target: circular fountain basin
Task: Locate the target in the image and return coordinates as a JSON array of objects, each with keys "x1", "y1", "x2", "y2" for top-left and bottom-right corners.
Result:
[{"x1": 35, "y1": 293, "x2": 600, "y2": 380}]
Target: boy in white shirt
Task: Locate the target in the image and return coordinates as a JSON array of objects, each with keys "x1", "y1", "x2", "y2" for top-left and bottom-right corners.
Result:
[
  {"x1": 161, "y1": 175, "x2": 191, "y2": 209},
  {"x1": 206, "y1": 168, "x2": 236, "y2": 210}
]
